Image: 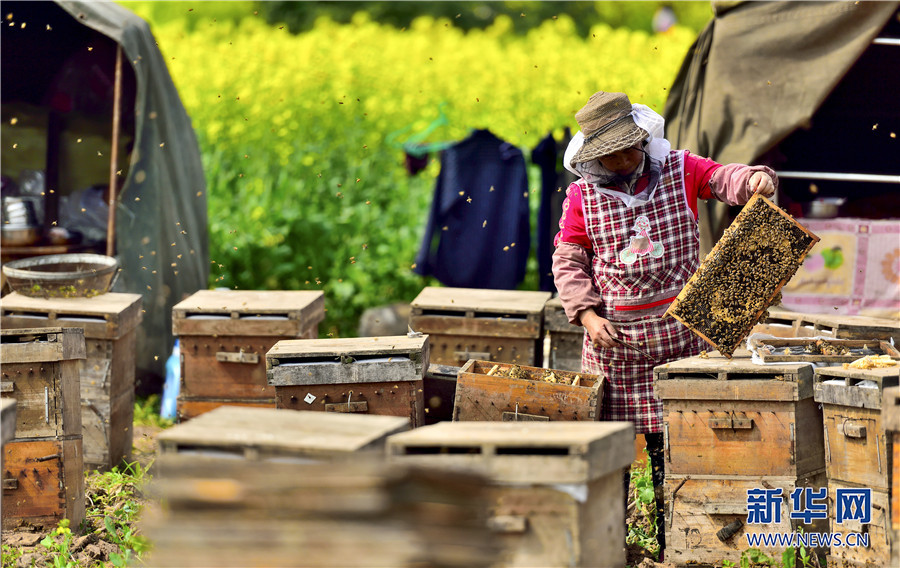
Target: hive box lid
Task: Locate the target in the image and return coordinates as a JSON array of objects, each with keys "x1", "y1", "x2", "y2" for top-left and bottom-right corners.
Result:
[
  {"x1": 1, "y1": 292, "x2": 143, "y2": 339},
  {"x1": 172, "y1": 290, "x2": 325, "y2": 336},
  {"x1": 411, "y1": 287, "x2": 551, "y2": 315},
  {"x1": 386, "y1": 421, "x2": 634, "y2": 484},
  {"x1": 156, "y1": 406, "x2": 410, "y2": 460},
  {"x1": 814, "y1": 365, "x2": 900, "y2": 409},
  {"x1": 267, "y1": 335, "x2": 429, "y2": 386},
  {"x1": 1, "y1": 327, "x2": 85, "y2": 364}
]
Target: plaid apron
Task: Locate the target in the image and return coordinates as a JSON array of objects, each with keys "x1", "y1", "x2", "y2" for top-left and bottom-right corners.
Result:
[{"x1": 580, "y1": 150, "x2": 705, "y2": 434}]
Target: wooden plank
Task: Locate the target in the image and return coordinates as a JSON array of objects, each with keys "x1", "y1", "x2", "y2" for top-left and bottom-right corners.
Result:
[
  {"x1": 664, "y1": 194, "x2": 820, "y2": 358},
  {"x1": 1, "y1": 438, "x2": 85, "y2": 530},
  {"x1": 767, "y1": 308, "x2": 900, "y2": 342},
  {"x1": 0, "y1": 291, "x2": 143, "y2": 339},
  {"x1": 827, "y1": 483, "x2": 891, "y2": 568},
  {"x1": 655, "y1": 379, "x2": 801, "y2": 402},
  {"x1": 665, "y1": 471, "x2": 829, "y2": 567},
  {"x1": 82, "y1": 388, "x2": 134, "y2": 471},
  {"x1": 453, "y1": 360, "x2": 601, "y2": 422},
  {"x1": 1, "y1": 359, "x2": 82, "y2": 439},
  {"x1": 386, "y1": 421, "x2": 634, "y2": 484},
  {"x1": 0, "y1": 327, "x2": 86, "y2": 364},
  {"x1": 410, "y1": 287, "x2": 552, "y2": 315},
  {"x1": 172, "y1": 290, "x2": 324, "y2": 336},
  {"x1": 181, "y1": 335, "x2": 282, "y2": 399},
  {"x1": 654, "y1": 354, "x2": 815, "y2": 399},
  {"x1": 822, "y1": 405, "x2": 891, "y2": 490},
  {"x1": 663, "y1": 397, "x2": 824, "y2": 478},
  {"x1": 885, "y1": 386, "x2": 900, "y2": 432},
  {"x1": 158, "y1": 406, "x2": 410, "y2": 460},
  {"x1": 409, "y1": 315, "x2": 542, "y2": 341},
  {"x1": 276, "y1": 380, "x2": 425, "y2": 428},
  {"x1": 176, "y1": 398, "x2": 277, "y2": 422}
]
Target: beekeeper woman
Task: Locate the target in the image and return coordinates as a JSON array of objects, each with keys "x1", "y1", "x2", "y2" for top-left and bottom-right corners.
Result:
[{"x1": 551, "y1": 91, "x2": 777, "y2": 555}]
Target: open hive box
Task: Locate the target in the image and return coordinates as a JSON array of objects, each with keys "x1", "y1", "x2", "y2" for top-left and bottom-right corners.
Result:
[
  {"x1": 665, "y1": 194, "x2": 819, "y2": 358},
  {"x1": 453, "y1": 360, "x2": 602, "y2": 422},
  {"x1": 751, "y1": 337, "x2": 900, "y2": 364}
]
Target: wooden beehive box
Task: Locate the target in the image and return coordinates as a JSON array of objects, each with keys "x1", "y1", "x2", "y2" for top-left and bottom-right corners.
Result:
[
  {"x1": 884, "y1": 386, "x2": 900, "y2": 568},
  {"x1": 156, "y1": 406, "x2": 410, "y2": 467},
  {"x1": 172, "y1": 289, "x2": 325, "y2": 420},
  {"x1": 665, "y1": 194, "x2": 819, "y2": 358},
  {"x1": 0, "y1": 327, "x2": 84, "y2": 439},
  {"x1": 814, "y1": 365, "x2": 898, "y2": 491},
  {"x1": 267, "y1": 335, "x2": 428, "y2": 428},
  {"x1": 754, "y1": 307, "x2": 900, "y2": 344},
  {"x1": 543, "y1": 296, "x2": 583, "y2": 371},
  {"x1": 665, "y1": 470, "x2": 829, "y2": 567},
  {"x1": 387, "y1": 421, "x2": 635, "y2": 568},
  {"x1": 1, "y1": 292, "x2": 143, "y2": 471},
  {"x1": 1, "y1": 398, "x2": 14, "y2": 520},
  {"x1": 654, "y1": 352, "x2": 823, "y2": 477},
  {"x1": 453, "y1": 359, "x2": 602, "y2": 422},
  {"x1": 409, "y1": 287, "x2": 552, "y2": 367},
  {"x1": 750, "y1": 337, "x2": 899, "y2": 364}
]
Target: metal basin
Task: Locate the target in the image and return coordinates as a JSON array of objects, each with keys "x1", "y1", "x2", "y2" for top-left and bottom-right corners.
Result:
[{"x1": 2, "y1": 253, "x2": 119, "y2": 298}]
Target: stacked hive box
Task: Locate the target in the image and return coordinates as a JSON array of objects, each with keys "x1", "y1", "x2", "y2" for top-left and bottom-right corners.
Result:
[
  {"x1": 172, "y1": 289, "x2": 324, "y2": 420},
  {"x1": 655, "y1": 352, "x2": 828, "y2": 566},
  {"x1": 1, "y1": 328, "x2": 85, "y2": 530},
  {"x1": 145, "y1": 406, "x2": 497, "y2": 567},
  {"x1": 1, "y1": 292, "x2": 143, "y2": 471},
  {"x1": 453, "y1": 359, "x2": 603, "y2": 422},
  {"x1": 387, "y1": 421, "x2": 635, "y2": 568},
  {"x1": 884, "y1": 386, "x2": 900, "y2": 568},
  {"x1": 753, "y1": 308, "x2": 900, "y2": 344},
  {"x1": 543, "y1": 296, "x2": 583, "y2": 372},
  {"x1": 409, "y1": 287, "x2": 552, "y2": 367},
  {"x1": 814, "y1": 364, "x2": 899, "y2": 566},
  {"x1": 267, "y1": 335, "x2": 428, "y2": 428},
  {"x1": 1, "y1": 399, "x2": 15, "y2": 520}
]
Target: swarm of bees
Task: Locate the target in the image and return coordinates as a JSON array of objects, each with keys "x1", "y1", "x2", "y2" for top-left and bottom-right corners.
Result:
[
  {"x1": 804, "y1": 339, "x2": 850, "y2": 356},
  {"x1": 485, "y1": 364, "x2": 582, "y2": 385},
  {"x1": 666, "y1": 196, "x2": 818, "y2": 357}
]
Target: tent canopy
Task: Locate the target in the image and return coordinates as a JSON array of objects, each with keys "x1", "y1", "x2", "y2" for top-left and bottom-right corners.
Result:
[{"x1": 2, "y1": 1, "x2": 209, "y2": 383}]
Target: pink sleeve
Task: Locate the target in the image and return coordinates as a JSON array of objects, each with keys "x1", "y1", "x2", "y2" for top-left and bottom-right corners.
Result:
[
  {"x1": 682, "y1": 151, "x2": 722, "y2": 219},
  {"x1": 682, "y1": 151, "x2": 780, "y2": 215},
  {"x1": 553, "y1": 183, "x2": 592, "y2": 250},
  {"x1": 552, "y1": 242, "x2": 601, "y2": 326}
]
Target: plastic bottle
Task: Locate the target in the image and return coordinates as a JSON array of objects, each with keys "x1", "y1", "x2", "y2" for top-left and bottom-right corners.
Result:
[{"x1": 160, "y1": 339, "x2": 180, "y2": 420}]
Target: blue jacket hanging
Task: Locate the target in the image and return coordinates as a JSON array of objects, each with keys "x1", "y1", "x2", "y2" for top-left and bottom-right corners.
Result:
[{"x1": 413, "y1": 129, "x2": 530, "y2": 289}]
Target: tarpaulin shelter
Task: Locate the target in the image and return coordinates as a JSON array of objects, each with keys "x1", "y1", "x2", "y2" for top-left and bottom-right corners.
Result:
[
  {"x1": 664, "y1": 0, "x2": 900, "y2": 251},
  {"x1": 1, "y1": 0, "x2": 209, "y2": 387}
]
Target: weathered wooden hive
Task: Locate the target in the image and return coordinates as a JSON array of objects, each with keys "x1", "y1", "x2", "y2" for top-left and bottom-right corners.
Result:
[
  {"x1": 267, "y1": 335, "x2": 429, "y2": 428},
  {"x1": 543, "y1": 296, "x2": 584, "y2": 371},
  {"x1": 172, "y1": 289, "x2": 324, "y2": 420},
  {"x1": 884, "y1": 385, "x2": 900, "y2": 568},
  {"x1": 1, "y1": 291, "x2": 143, "y2": 471},
  {"x1": 665, "y1": 194, "x2": 819, "y2": 357},
  {"x1": 1, "y1": 327, "x2": 85, "y2": 530}
]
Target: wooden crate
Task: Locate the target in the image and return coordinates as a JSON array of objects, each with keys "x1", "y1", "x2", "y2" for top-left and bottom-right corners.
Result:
[
  {"x1": 267, "y1": 336, "x2": 428, "y2": 427},
  {"x1": 665, "y1": 471, "x2": 828, "y2": 567},
  {"x1": 886, "y1": 386, "x2": 900, "y2": 555},
  {"x1": 0, "y1": 327, "x2": 84, "y2": 439},
  {"x1": 751, "y1": 337, "x2": 899, "y2": 364},
  {"x1": 655, "y1": 353, "x2": 824, "y2": 477},
  {"x1": 826, "y1": 482, "x2": 892, "y2": 568},
  {"x1": 665, "y1": 194, "x2": 820, "y2": 358},
  {"x1": 814, "y1": 366, "x2": 899, "y2": 491},
  {"x1": 1, "y1": 292, "x2": 143, "y2": 471},
  {"x1": 753, "y1": 307, "x2": 900, "y2": 344},
  {"x1": 173, "y1": 290, "x2": 325, "y2": 418},
  {"x1": 423, "y1": 363, "x2": 459, "y2": 425},
  {"x1": 1, "y1": 399, "x2": 15, "y2": 447},
  {"x1": 387, "y1": 421, "x2": 635, "y2": 568},
  {"x1": 156, "y1": 405, "x2": 410, "y2": 466},
  {"x1": 144, "y1": 455, "x2": 498, "y2": 568},
  {"x1": 409, "y1": 287, "x2": 552, "y2": 367},
  {"x1": 2, "y1": 437, "x2": 85, "y2": 530},
  {"x1": 453, "y1": 359, "x2": 602, "y2": 422},
  {"x1": 543, "y1": 296, "x2": 583, "y2": 371}
]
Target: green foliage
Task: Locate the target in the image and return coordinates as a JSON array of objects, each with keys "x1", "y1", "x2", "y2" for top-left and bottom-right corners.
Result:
[
  {"x1": 133, "y1": 394, "x2": 174, "y2": 429},
  {"x1": 116, "y1": 2, "x2": 699, "y2": 336},
  {"x1": 626, "y1": 453, "x2": 660, "y2": 557}
]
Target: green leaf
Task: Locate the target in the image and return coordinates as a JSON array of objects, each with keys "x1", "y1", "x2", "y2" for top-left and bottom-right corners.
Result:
[
  {"x1": 40, "y1": 535, "x2": 55, "y2": 549},
  {"x1": 638, "y1": 486, "x2": 655, "y2": 504},
  {"x1": 109, "y1": 552, "x2": 125, "y2": 567}
]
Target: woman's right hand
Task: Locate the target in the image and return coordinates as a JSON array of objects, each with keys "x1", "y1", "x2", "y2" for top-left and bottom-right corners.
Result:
[{"x1": 578, "y1": 308, "x2": 619, "y2": 349}]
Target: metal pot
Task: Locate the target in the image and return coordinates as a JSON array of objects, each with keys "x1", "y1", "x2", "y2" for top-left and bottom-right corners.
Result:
[{"x1": 805, "y1": 198, "x2": 845, "y2": 219}]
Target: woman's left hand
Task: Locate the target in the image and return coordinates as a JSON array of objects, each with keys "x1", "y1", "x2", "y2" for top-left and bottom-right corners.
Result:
[{"x1": 749, "y1": 171, "x2": 776, "y2": 197}]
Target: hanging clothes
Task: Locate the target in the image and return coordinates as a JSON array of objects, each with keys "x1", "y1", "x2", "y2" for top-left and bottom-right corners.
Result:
[
  {"x1": 532, "y1": 128, "x2": 576, "y2": 292},
  {"x1": 413, "y1": 129, "x2": 530, "y2": 289}
]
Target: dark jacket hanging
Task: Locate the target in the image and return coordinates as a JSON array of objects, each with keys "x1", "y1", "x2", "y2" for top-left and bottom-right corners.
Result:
[
  {"x1": 532, "y1": 128, "x2": 576, "y2": 292},
  {"x1": 413, "y1": 129, "x2": 530, "y2": 289}
]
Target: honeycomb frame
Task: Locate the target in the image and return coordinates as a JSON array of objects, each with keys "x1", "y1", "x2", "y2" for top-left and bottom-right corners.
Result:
[{"x1": 665, "y1": 194, "x2": 820, "y2": 358}]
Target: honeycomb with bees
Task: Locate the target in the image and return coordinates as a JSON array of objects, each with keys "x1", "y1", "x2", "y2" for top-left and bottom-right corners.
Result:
[{"x1": 665, "y1": 194, "x2": 819, "y2": 358}]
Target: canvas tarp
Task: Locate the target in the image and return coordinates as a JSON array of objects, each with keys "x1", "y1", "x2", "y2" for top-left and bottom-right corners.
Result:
[{"x1": 53, "y1": 1, "x2": 209, "y2": 379}]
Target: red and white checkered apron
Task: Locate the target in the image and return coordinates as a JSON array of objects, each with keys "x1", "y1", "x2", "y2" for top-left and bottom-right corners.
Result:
[{"x1": 580, "y1": 150, "x2": 706, "y2": 434}]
